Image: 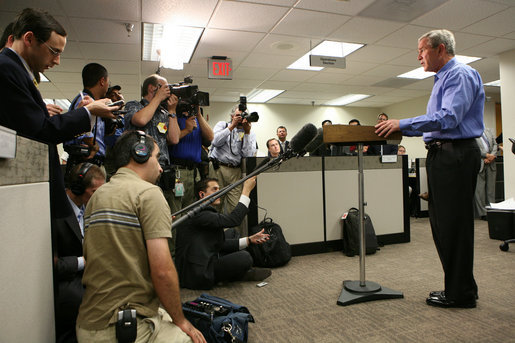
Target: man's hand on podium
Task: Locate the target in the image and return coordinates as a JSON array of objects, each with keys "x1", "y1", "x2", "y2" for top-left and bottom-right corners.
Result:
[{"x1": 375, "y1": 119, "x2": 400, "y2": 138}]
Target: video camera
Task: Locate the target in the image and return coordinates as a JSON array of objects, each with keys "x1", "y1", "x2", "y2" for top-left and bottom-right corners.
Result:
[
  {"x1": 168, "y1": 76, "x2": 210, "y2": 117},
  {"x1": 238, "y1": 96, "x2": 259, "y2": 123}
]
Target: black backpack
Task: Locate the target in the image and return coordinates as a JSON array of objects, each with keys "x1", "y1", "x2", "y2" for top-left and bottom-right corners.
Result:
[
  {"x1": 342, "y1": 208, "x2": 379, "y2": 257},
  {"x1": 247, "y1": 218, "x2": 291, "y2": 267}
]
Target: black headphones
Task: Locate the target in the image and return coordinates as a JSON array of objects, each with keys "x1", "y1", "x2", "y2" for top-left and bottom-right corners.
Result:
[
  {"x1": 70, "y1": 162, "x2": 94, "y2": 196},
  {"x1": 131, "y1": 131, "x2": 150, "y2": 164}
]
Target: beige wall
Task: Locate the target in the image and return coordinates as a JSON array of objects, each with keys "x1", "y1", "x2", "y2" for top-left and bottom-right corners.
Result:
[
  {"x1": 499, "y1": 49, "x2": 515, "y2": 199},
  {"x1": 202, "y1": 102, "x2": 380, "y2": 156},
  {"x1": 203, "y1": 87, "x2": 498, "y2": 160}
]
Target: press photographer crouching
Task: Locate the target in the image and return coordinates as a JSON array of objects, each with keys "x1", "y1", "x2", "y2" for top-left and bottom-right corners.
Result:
[
  {"x1": 76, "y1": 131, "x2": 205, "y2": 343},
  {"x1": 174, "y1": 177, "x2": 271, "y2": 290},
  {"x1": 209, "y1": 97, "x2": 258, "y2": 236}
]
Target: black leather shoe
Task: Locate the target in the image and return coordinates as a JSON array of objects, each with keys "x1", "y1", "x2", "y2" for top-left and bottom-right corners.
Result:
[
  {"x1": 426, "y1": 293, "x2": 476, "y2": 308},
  {"x1": 429, "y1": 290, "x2": 479, "y2": 300}
]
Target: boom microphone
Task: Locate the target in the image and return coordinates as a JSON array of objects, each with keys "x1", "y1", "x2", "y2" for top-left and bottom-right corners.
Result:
[
  {"x1": 289, "y1": 123, "x2": 318, "y2": 154},
  {"x1": 300, "y1": 127, "x2": 325, "y2": 156}
]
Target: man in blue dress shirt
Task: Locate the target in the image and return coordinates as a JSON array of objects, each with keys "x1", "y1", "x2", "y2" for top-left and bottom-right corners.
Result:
[{"x1": 376, "y1": 29, "x2": 484, "y2": 309}]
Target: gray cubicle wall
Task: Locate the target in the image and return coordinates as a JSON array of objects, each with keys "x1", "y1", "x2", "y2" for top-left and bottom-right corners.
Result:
[
  {"x1": 247, "y1": 155, "x2": 410, "y2": 255},
  {"x1": 0, "y1": 134, "x2": 55, "y2": 343}
]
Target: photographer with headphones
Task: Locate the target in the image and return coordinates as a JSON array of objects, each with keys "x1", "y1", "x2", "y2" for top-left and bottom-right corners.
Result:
[
  {"x1": 55, "y1": 162, "x2": 106, "y2": 343},
  {"x1": 76, "y1": 131, "x2": 205, "y2": 343}
]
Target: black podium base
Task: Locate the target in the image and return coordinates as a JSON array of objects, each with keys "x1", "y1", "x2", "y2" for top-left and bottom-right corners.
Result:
[{"x1": 337, "y1": 280, "x2": 403, "y2": 306}]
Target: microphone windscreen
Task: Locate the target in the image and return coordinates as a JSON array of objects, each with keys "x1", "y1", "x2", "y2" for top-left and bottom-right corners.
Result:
[
  {"x1": 290, "y1": 123, "x2": 317, "y2": 153},
  {"x1": 303, "y1": 128, "x2": 325, "y2": 154}
]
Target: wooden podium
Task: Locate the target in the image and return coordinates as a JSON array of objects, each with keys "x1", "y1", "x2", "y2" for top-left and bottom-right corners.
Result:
[{"x1": 324, "y1": 125, "x2": 404, "y2": 306}]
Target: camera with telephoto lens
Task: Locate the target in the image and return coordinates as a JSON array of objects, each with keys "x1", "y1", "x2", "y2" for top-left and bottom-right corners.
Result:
[
  {"x1": 103, "y1": 113, "x2": 125, "y2": 135},
  {"x1": 165, "y1": 76, "x2": 210, "y2": 117},
  {"x1": 237, "y1": 96, "x2": 259, "y2": 123}
]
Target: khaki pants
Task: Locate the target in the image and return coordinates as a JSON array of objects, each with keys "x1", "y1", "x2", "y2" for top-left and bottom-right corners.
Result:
[
  {"x1": 211, "y1": 164, "x2": 246, "y2": 236},
  {"x1": 168, "y1": 167, "x2": 197, "y2": 258},
  {"x1": 77, "y1": 308, "x2": 192, "y2": 343}
]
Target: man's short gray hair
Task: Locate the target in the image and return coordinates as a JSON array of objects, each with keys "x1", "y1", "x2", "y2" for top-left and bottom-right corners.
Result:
[{"x1": 419, "y1": 29, "x2": 455, "y2": 56}]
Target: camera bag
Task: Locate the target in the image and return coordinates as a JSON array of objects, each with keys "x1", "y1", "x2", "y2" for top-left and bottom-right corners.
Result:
[
  {"x1": 182, "y1": 293, "x2": 254, "y2": 343},
  {"x1": 342, "y1": 208, "x2": 379, "y2": 257},
  {"x1": 247, "y1": 217, "x2": 291, "y2": 268}
]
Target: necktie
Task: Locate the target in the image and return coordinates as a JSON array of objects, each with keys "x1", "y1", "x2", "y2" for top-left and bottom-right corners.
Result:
[
  {"x1": 77, "y1": 208, "x2": 85, "y2": 237},
  {"x1": 481, "y1": 132, "x2": 490, "y2": 152}
]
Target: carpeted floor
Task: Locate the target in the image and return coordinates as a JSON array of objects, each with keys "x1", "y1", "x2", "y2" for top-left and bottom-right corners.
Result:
[{"x1": 180, "y1": 218, "x2": 515, "y2": 342}]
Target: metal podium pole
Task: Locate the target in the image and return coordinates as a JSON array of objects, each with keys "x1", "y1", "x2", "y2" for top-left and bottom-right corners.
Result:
[{"x1": 337, "y1": 143, "x2": 403, "y2": 306}]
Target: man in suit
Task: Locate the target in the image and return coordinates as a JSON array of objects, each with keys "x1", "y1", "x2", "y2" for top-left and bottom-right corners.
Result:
[
  {"x1": 266, "y1": 138, "x2": 281, "y2": 158},
  {"x1": 376, "y1": 29, "x2": 484, "y2": 308},
  {"x1": 0, "y1": 8, "x2": 117, "y2": 221},
  {"x1": 175, "y1": 177, "x2": 271, "y2": 290},
  {"x1": 276, "y1": 126, "x2": 290, "y2": 153},
  {"x1": 55, "y1": 163, "x2": 105, "y2": 343},
  {"x1": 474, "y1": 128, "x2": 498, "y2": 219}
]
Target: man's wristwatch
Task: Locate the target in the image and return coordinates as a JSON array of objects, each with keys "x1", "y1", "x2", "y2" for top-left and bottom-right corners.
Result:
[{"x1": 168, "y1": 112, "x2": 176, "y2": 118}]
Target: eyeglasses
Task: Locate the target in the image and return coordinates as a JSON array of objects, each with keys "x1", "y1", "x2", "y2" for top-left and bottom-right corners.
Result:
[{"x1": 42, "y1": 41, "x2": 62, "y2": 57}]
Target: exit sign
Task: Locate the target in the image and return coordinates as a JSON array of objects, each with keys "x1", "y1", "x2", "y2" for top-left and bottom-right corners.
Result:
[{"x1": 208, "y1": 58, "x2": 233, "y2": 80}]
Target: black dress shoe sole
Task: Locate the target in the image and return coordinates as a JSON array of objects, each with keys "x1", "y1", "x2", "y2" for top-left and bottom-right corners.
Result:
[
  {"x1": 426, "y1": 297, "x2": 476, "y2": 308},
  {"x1": 429, "y1": 290, "x2": 479, "y2": 300}
]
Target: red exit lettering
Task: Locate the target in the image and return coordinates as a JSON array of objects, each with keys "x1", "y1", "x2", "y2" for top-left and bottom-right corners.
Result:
[{"x1": 212, "y1": 62, "x2": 232, "y2": 76}]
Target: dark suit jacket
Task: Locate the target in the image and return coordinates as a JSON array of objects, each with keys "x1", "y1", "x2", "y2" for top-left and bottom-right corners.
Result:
[
  {"x1": 0, "y1": 48, "x2": 92, "y2": 218},
  {"x1": 279, "y1": 140, "x2": 290, "y2": 154},
  {"x1": 54, "y1": 213, "x2": 84, "y2": 340},
  {"x1": 175, "y1": 203, "x2": 248, "y2": 289},
  {"x1": 367, "y1": 143, "x2": 398, "y2": 156}
]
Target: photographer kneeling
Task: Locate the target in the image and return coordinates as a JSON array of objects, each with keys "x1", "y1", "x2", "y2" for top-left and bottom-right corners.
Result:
[{"x1": 174, "y1": 176, "x2": 271, "y2": 290}]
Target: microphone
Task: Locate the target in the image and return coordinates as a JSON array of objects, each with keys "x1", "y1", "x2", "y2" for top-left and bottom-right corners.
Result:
[
  {"x1": 289, "y1": 123, "x2": 318, "y2": 154},
  {"x1": 300, "y1": 127, "x2": 325, "y2": 156}
]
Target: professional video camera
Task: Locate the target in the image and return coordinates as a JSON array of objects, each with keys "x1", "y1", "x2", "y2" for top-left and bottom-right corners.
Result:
[
  {"x1": 168, "y1": 76, "x2": 210, "y2": 117},
  {"x1": 238, "y1": 96, "x2": 259, "y2": 123}
]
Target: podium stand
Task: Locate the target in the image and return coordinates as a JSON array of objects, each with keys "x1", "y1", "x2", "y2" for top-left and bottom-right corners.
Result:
[{"x1": 324, "y1": 125, "x2": 404, "y2": 306}]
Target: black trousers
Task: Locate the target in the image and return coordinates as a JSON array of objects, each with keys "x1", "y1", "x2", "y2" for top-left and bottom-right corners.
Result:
[
  {"x1": 214, "y1": 228, "x2": 253, "y2": 283},
  {"x1": 426, "y1": 139, "x2": 480, "y2": 302}
]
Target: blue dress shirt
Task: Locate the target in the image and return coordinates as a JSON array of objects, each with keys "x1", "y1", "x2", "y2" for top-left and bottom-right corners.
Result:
[{"x1": 399, "y1": 58, "x2": 485, "y2": 142}]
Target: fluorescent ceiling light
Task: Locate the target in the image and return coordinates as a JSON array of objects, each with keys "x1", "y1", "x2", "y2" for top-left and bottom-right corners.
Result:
[
  {"x1": 397, "y1": 55, "x2": 482, "y2": 79},
  {"x1": 40, "y1": 73, "x2": 49, "y2": 82},
  {"x1": 142, "y1": 23, "x2": 203, "y2": 70},
  {"x1": 484, "y1": 80, "x2": 500, "y2": 87},
  {"x1": 247, "y1": 89, "x2": 285, "y2": 103},
  {"x1": 324, "y1": 94, "x2": 372, "y2": 106},
  {"x1": 287, "y1": 40, "x2": 364, "y2": 71}
]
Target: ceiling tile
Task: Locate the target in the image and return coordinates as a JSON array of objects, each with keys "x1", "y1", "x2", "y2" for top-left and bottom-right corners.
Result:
[
  {"x1": 412, "y1": 0, "x2": 508, "y2": 30},
  {"x1": 296, "y1": 0, "x2": 376, "y2": 16},
  {"x1": 240, "y1": 53, "x2": 297, "y2": 69},
  {"x1": 346, "y1": 45, "x2": 411, "y2": 64},
  {"x1": 272, "y1": 8, "x2": 351, "y2": 38},
  {"x1": 79, "y1": 43, "x2": 141, "y2": 61},
  {"x1": 209, "y1": 1, "x2": 289, "y2": 32},
  {"x1": 142, "y1": 0, "x2": 217, "y2": 26},
  {"x1": 253, "y1": 34, "x2": 321, "y2": 57},
  {"x1": 61, "y1": 0, "x2": 140, "y2": 21},
  {"x1": 375, "y1": 25, "x2": 433, "y2": 49},
  {"x1": 462, "y1": 7, "x2": 515, "y2": 36},
  {"x1": 67, "y1": 18, "x2": 140, "y2": 45},
  {"x1": 461, "y1": 38, "x2": 515, "y2": 57},
  {"x1": 270, "y1": 69, "x2": 318, "y2": 82},
  {"x1": 329, "y1": 17, "x2": 405, "y2": 44}
]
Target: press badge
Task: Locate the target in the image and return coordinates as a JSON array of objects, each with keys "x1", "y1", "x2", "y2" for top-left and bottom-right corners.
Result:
[
  {"x1": 174, "y1": 169, "x2": 184, "y2": 197},
  {"x1": 174, "y1": 182, "x2": 184, "y2": 197},
  {"x1": 157, "y1": 122, "x2": 168, "y2": 134}
]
